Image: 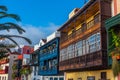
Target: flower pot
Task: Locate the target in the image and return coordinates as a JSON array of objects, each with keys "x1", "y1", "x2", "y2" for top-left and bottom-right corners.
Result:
[
  {"x1": 112, "y1": 55, "x2": 120, "y2": 60},
  {"x1": 116, "y1": 55, "x2": 120, "y2": 60}
]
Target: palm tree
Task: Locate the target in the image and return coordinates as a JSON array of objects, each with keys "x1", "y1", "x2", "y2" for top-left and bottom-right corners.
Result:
[{"x1": 0, "y1": 5, "x2": 32, "y2": 57}]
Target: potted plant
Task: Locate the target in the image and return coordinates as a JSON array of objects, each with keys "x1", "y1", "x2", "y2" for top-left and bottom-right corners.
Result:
[
  {"x1": 20, "y1": 67, "x2": 31, "y2": 80},
  {"x1": 12, "y1": 73, "x2": 17, "y2": 79},
  {"x1": 109, "y1": 29, "x2": 120, "y2": 77},
  {"x1": 12, "y1": 64, "x2": 17, "y2": 70},
  {"x1": 20, "y1": 67, "x2": 31, "y2": 75}
]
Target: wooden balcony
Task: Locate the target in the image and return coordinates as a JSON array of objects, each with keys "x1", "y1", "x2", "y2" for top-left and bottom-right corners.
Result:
[
  {"x1": 59, "y1": 50, "x2": 107, "y2": 71},
  {"x1": 0, "y1": 66, "x2": 8, "y2": 74},
  {"x1": 60, "y1": 17, "x2": 101, "y2": 49},
  {"x1": 0, "y1": 58, "x2": 9, "y2": 64}
]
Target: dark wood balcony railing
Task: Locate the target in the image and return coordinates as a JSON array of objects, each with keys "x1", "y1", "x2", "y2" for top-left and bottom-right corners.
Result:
[{"x1": 59, "y1": 50, "x2": 107, "y2": 71}]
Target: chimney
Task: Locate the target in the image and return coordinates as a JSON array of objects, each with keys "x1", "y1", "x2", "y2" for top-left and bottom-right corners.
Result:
[{"x1": 69, "y1": 8, "x2": 80, "y2": 19}]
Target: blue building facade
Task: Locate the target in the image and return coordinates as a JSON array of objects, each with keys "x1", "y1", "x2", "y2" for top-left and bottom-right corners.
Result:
[{"x1": 38, "y1": 37, "x2": 59, "y2": 75}]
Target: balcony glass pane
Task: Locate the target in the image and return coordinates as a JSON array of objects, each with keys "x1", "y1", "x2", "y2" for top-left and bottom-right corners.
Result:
[
  {"x1": 54, "y1": 78, "x2": 58, "y2": 80},
  {"x1": 60, "y1": 32, "x2": 101, "y2": 63},
  {"x1": 50, "y1": 77, "x2": 53, "y2": 80},
  {"x1": 59, "y1": 77, "x2": 64, "y2": 80}
]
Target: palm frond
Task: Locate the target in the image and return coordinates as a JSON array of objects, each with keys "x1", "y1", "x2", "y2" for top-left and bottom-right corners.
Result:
[
  {"x1": 0, "y1": 11, "x2": 6, "y2": 15},
  {"x1": 0, "y1": 14, "x2": 21, "y2": 21},
  {"x1": 0, "y1": 35, "x2": 32, "y2": 45},
  {"x1": 0, "y1": 6, "x2": 7, "y2": 11},
  {"x1": 0, "y1": 43, "x2": 16, "y2": 48},
  {"x1": 10, "y1": 35, "x2": 32, "y2": 44},
  {"x1": 4, "y1": 37, "x2": 20, "y2": 47},
  {"x1": 0, "y1": 22, "x2": 25, "y2": 34}
]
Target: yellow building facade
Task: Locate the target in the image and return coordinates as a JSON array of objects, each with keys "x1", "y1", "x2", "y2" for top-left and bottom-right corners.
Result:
[{"x1": 65, "y1": 69, "x2": 114, "y2": 80}]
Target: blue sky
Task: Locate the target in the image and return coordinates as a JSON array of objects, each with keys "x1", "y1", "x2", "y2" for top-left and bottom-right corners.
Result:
[{"x1": 0, "y1": 0, "x2": 88, "y2": 45}]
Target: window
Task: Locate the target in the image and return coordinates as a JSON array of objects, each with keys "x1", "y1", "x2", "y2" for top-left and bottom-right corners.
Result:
[
  {"x1": 86, "y1": 39, "x2": 89, "y2": 54},
  {"x1": 76, "y1": 28, "x2": 82, "y2": 35},
  {"x1": 75, "y1": 43, "x2": 78, "y2": 57},
  {"x1": 53, "y1": 59, "x2": 57, "y2": 68},
  {"x1": 59, "y1": 77, "x2": 64, "y2": 80},
  {"x1": 82, "y1": 40, "x2": 86, "y2": 55},
  {"x1": 89, "y1": 34, "x2": 96, "y2": 53},
  {"x1": 87, "y1": 20, "x2": 94, "y2": 29},
  {"x1": 48, "y1": 59, "x2": 57, "y2": 69},
  {"x1": 101, "y1": 72, "x2": 106, "y2": 79},
  {"x1": 54, "y1": 77, "x2": 58, "y2": 80},
  {"x1": 68, "y1": 44, "x2": 74, "y2": 59},
  {"x1": 87, "y1": 76, "x2": 95, "y2": 80},
  {"x1": 94, "y1": 13, "x2": 100, "y2": 24},
  {"x1": 49, "y1": 60, "x2": 52, "y2": 69},
  {"x1": 96, "y1": 33, "x2": 101, "y2": 50},
  {"x1": 27, "y1": 50, "x2": 30, "y2": 54},
  {"x1": 82, "y1": 23, "x2": 87, "y2": 32},
  {"x1": 75, "y1": 41, "x2": 83, "y2": 56},
  {"x1": 35, "y1": 66, "x2": 37, "y2": 71},
  {"x1": 60, "y1": 48, "x2": 68, "y2": 61},
  {"x1": 87, "y1": 32, "x2": 101, "y2": 53},
  {"x1": 60, "y1": 50, "x2": 63, "y2": 61},
  {"x1": 34, "y1": 71, "x2": 36, "y2": 76},
  {"x1": 50, "y1": 77, "x2": 53, "y2": 80}
]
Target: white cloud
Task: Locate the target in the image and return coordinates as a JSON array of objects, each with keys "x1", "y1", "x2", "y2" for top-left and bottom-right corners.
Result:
[{"x1": 0, "y1": 23, "x2": 60, "y2": 46}]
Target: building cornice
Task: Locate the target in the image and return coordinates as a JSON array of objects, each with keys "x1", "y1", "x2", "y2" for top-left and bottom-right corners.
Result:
[{"x1": 105, "y1": 13, "x2": 120, "y2": 30}]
